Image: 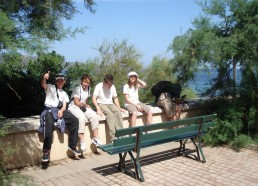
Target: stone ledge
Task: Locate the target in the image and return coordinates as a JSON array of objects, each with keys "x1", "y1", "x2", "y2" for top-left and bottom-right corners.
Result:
[{"x1": 5, "y1": 106, "x2": 164, "y2": 134}]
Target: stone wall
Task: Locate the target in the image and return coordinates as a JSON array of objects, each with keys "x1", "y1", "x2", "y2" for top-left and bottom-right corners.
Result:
[{"x1": 1, "y1": 98, "x2": 212, "y2": 169}]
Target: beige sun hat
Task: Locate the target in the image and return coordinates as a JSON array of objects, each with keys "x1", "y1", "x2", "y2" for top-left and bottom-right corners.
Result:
[{"x1": 127, "y1": 71, "x2": 138, "y2": 78}]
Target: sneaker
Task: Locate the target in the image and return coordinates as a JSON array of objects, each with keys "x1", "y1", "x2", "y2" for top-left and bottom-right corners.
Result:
[
  {"x1": 80, "y1": 141, "x2": 87, "y2": 151},
  {"x1": 68, "y1": 146, "x2": 81, "y2": 155},
  {"x1": 92, "y1": 137, "x2": 103, "y2": 147},
  {"x1": 42, "y1": 152, "x2": 49, "y2": 162}
]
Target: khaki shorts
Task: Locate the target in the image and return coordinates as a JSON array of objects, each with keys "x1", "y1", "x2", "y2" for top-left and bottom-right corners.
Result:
[
  {"x1": 126, "y1": 102, "x2": 151, "y2": 113},
  {"x1": 156, "y1": 93, "x2": 177, "y2": 118}
]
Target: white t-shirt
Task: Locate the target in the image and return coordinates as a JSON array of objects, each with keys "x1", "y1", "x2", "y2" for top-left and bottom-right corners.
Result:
[
  {"x1": 123, "y1": 84, "x2": 140, "y2": 107},
  {"x1": 69, "y1": 85, "x2": 90, "y2": 107},
  {"x1": 93, "y1": 82, "x2": 117, "y2": 104},
  {"x1": 44, "y1": 84, "x2": 69, "y2": 107}
]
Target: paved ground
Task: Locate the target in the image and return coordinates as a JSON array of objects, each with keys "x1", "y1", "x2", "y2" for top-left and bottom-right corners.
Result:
[{"x1": 20, "y1": 142, "x2": 258, "y2": 186}]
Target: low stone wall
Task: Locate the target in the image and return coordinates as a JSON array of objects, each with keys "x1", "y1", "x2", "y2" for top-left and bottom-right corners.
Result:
[{"x1": 1, "y1": 98, "x2": 213, "y2": 169}]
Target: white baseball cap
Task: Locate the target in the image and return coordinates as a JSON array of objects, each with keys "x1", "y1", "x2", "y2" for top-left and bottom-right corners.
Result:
[{"x1": 127, "y1": 71, "x2": 138, "y2": 78}]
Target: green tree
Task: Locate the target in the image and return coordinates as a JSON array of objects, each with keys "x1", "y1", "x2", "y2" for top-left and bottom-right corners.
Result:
[
  {"x1": 0, "y1": 0, "x2": 95, "y2": 53},
  {"x1": 168, "y1": 0, "x2": 258, "y2": 141},
  {"x1": 0, "y1": 51, "x2": 67, "y2": 117}
]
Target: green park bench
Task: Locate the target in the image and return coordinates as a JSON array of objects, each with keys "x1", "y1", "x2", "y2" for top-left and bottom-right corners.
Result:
[{"x1": 97, "y1": 113, "x2": 217, "y2": 182}]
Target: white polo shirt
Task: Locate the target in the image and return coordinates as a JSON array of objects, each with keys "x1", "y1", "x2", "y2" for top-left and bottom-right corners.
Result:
[
  {"x1": 44, "y1": 84, "x2": 69, "y2": 107},
  {"x1": 69, "y1": 85, "x2": 90, "y2": 107},
  {"x1": 93, "y1": 82, "x2": 117, "y2": 104},
  {"x1": 123, "y1": 84, "x2": 140, "y2": 107}
]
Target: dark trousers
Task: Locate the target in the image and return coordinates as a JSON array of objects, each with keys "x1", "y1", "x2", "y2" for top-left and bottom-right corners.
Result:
[{"x1": 43, "y1": 110, "x2": 79, "y2": 152}]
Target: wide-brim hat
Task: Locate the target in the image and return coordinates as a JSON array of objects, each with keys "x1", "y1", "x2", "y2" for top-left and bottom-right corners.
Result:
[{"x1": 127, "y1": 71, "x2": 138, "y2": 78}]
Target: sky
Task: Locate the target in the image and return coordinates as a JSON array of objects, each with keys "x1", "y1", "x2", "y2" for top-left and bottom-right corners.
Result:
[{"x1": 52, "y1": 0, "x2": 202, "y2": 66}]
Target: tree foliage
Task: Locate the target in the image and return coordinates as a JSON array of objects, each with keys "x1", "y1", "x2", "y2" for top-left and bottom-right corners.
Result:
[
  {"x1": 0, "y1": 0, "x2": 96, "y2": 53},
  {"x1": 169, "y1": 0, "x2": 258, "y2": 139},
  {"x1": 0, "y1": 51, "x2": 67, "y2": 117}
]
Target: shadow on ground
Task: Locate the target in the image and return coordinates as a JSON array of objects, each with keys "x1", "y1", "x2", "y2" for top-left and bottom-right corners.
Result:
[{"x1": 92, "y1": 147, "x2": 198, "y2": 179}]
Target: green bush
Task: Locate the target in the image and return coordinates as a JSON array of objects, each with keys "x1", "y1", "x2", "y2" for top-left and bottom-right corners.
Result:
[
  {"x1": 204, "y1": 110, "x2": 243, "y2": 146},
  {"x1": 229, "y1": 135, "x2": 253, "y2": 150}
]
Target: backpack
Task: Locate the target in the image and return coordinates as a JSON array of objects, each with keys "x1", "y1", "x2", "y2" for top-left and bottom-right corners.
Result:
[{"x1": 151, "y1": 81, "x2": 182, "y2": 101}]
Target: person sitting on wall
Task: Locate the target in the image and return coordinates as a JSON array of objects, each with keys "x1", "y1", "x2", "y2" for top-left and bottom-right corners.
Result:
[
  {"x1": 92, "y1": 74, "x2": 126, "y2": 142},
  {"x1": 123, "y1": 71, "x2": 153, "y2": 127},
  {"x1": 39, "y1": 71, "x2": 80, "y2": 163},
  {"x1": 68, "y1": 74, "x2": 103, "y2": 151}
]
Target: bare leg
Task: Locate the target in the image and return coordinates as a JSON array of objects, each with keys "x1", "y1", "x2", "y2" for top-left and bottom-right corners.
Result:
[
  {"x1": 147, "y1": 111, "x2": 153, "y2": 124},
  {"x1": 78, "y1": 133, "x2": 84, "y2": 142},
  {"x1": 130, "y1": 112, "x2": 137, "y2": 127},
  {"x1": 92, "y1": 129, "x2": 98, "y2": 138}
]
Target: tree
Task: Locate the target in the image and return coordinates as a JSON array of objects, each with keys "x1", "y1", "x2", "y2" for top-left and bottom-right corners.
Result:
[
  {"x1": 0, "y1": 51, "x2": 67, "y2": 117},
  {"x1": 168, "y1": 0, "x2": 258, "y2": 136},
  {"x1": 0, "y1": 0, "x2": 96, "y2": 53}
]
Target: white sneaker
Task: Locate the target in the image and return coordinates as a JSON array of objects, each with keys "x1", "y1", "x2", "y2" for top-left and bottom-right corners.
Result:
[
  {"x1": 92, "y1": 137, "x2": 103, "y2": 147},
  {"x1": 80, "y1": 141, "x2": 87, "y2": 151}
]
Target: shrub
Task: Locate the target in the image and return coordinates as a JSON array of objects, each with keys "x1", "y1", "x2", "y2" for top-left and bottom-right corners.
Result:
[
  {"x1": 204, "y1": 111, "x2": 243, "y2": 146},
  {"x1": 229, "y1": 135, "x2": 253, "y2": 150}
]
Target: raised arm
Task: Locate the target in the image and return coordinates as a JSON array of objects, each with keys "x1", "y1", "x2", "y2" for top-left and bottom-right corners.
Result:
[
  {"x1": 41, "y1": 71, "x2": 50, "y2": 91},
  {"x1": 137, "y1": 78, "x2": 147, "y2": 88}
]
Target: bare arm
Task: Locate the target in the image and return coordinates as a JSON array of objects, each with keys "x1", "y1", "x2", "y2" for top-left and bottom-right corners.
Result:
[
  {"x1": 137, "y1": 78, "x2": 147, "y2": 88},
  {"x1": 41, "y1": 71, "x2": 50, "y2": 91},
  {"x1": 92, "y1": 95, "x2": 104, "y2": 115},
  {"x1": 74, "y1": 97, "x2": 84, "y2": 107},
  {"x1": 114, "y1": 97, "x2": 126, "y2": 112}
]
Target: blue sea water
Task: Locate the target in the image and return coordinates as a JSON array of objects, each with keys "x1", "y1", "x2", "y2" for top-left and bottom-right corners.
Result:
[{"x1": 188, "y1": 69, "x2": 242, "y2": 96}]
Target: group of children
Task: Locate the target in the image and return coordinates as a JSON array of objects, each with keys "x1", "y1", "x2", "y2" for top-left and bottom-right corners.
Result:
[{"x1": 39, "y1": 71, "x2": 181, "y2": 163}]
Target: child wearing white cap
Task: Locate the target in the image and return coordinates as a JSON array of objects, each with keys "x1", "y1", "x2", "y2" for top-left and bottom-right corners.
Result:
[{"x1": 123, "y1": 71, "x2": 153, "y2": 127}]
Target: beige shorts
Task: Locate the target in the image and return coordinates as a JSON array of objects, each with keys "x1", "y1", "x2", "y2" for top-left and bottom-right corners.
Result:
[
  {"x1": 156, "y1": 93, "x2": 178, "y2": 118},
  {"x1": 126, "y1": 102, "x2": 151, "y2": 113}
]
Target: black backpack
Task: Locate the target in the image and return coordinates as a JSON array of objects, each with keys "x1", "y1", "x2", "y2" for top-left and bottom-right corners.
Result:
[{"x1": 151, "y1": 81, "x2": 182, "y2": 101}]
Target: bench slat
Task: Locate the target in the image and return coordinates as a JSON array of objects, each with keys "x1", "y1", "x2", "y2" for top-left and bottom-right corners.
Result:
[
  {"x1": 114, "y1": 121, "x2": 214, "y2": 146},
  {"x1": 115, "y1": 114, "x2": 217, "y2": 137}
]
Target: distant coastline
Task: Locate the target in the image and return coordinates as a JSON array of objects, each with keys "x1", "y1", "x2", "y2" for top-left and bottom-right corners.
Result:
[{"x1": 188, "y1": 69, "x2": 242, "y2": 96}]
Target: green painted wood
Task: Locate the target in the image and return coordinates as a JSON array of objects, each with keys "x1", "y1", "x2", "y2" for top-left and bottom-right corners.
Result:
[
  {"x1": 115, "y1": 114, "x2": 217, "y2": 137},
  {"x1": 98, "y1": 114, "x2": 217, "y2": 155}
]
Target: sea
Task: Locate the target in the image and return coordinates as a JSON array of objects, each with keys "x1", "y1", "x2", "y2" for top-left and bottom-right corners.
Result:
[{"x1": 188, "y1": 68, "x2": 242, "y2": 96}]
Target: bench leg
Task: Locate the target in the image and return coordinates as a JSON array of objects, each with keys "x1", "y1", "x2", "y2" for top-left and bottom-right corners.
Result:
[
  {"x1": 197, "y1": 141, "x2": 206, "y2": 163},
  {"x1": 190, "y1": 138, "x2": 206, "y2": 163},
  {"x1": 118, "y1": 152, "x2": 127, "y2": 172},
  {"x1": 190, "y1": 138, "x2": 201, "y2": 161},
  {"x1": 128, "y1": 151, "x2": 145, "y2": 182},
  {"x1": 178, "y1": 138, "x2": 206, "y2": 163},
  {"x1": 178, "y1": 139, "x2": 188, "y2": 156}
]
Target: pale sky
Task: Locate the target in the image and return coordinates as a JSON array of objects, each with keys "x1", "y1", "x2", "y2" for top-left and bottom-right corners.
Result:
[{"x1": 52, "y1": 0, "x2": 202, "y2": 66}]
